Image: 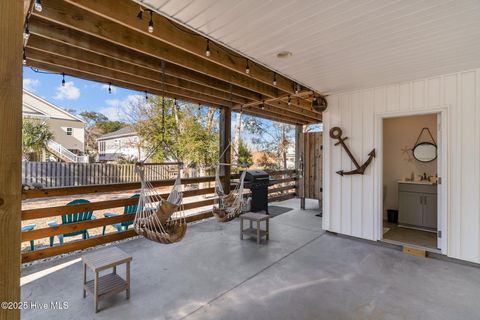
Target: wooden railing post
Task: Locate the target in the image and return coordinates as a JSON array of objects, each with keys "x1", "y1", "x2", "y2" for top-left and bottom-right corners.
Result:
[
  {"x1": 0, "y1": 0, "x2": 23, "y2": 318},
  {"x1": 219, "y1": 108, "x2": 231, "y2": 194}
]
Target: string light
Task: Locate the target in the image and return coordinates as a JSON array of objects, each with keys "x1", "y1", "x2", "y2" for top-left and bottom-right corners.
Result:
[
  {"x1": 174, "y1": 98, "x2": 177, "y2": 107},
  {"x1": 136, "y1": 7, "x2": 144, "y2": 20},
  {"x1": 22, "y1": 49, "x2": 27, "y2": 65},
  {"x1": 245, "y1": 59, "x2": 250, "y2": 74},
  {"x1": 205, "y1": 39, "x2": 211, "y2": 57},
  {"x1": 61, "y1": 73, "x2": 65, "y2": 86},
  {"x1": 24, "y1": 20, "x2": 30, "y2": 40},
  {"x1": 34, "y1": 0, "x2": 42, "y2": 12},
  {"x1": 295, "y1": 83, "x2": 300, "y2": 94},
  {"x1": 108, "y1": 82, "x2": 112, "y2": 94},
  {"x1": 273, "y1": 73, "x2": 277, "y2": 86},
  {"x1": 260, "y1": 100, "x2": 265, "y2": 110},
  {"x1": 148, "y1": 10, "x2": 154, "y2": 33},
  {"x1": 145, "y1": 91, "x2": 148, "y2": 100},
  {"x1": 287, "y1": 95, "x2": 291, "y2": 106}
]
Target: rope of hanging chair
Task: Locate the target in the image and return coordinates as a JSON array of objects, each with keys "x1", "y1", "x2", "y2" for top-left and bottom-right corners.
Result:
[{"x1": 133, "y1": 163, "x2": 187, "y2": 244}]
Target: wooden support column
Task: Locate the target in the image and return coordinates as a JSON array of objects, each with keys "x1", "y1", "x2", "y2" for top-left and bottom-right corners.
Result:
[
  {"x1": 0, "y1": 0, "x2": 23, "y2": 319},
  {"x1": 295, "y1": 125, "x2": 305, "y2": 209},
  {"x1": 219, "y1": 108, "x2": 231, "y2": 194}
]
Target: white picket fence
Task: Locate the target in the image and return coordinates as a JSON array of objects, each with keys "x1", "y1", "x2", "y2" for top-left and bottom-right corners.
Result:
[{"x1": 22, "y1": 162, "x2": 175, "y2": 188}]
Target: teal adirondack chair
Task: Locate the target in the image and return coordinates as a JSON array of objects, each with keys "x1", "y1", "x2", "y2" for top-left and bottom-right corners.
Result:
[
  {"x1": 102, "y1": 194, "x2": 139, "y2": 235},
  {"x1": 48, "y1": 199, "x2": 96, "y2": 247},
  {"x1": 21, "y1": 224, "x2": 36, "y2": 251}
]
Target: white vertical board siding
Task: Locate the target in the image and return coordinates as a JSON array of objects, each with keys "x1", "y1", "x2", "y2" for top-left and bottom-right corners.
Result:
[{"x1": 323, "y1": 68, "x2": 480, "y2": 263}]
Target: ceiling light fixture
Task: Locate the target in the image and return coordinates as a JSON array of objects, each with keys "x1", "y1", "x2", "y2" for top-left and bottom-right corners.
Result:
[
  {"x1": 34, "y1": 0, "x2": 42, "y2": 12},
  {"x1": 24, "y1": 20, "x2": 30, "y2": 40},
  {"x1": 276, "y1": 51, "x2": 292, "y2": 59},
  {"x1": 205, "y1": 39, "x2": 211, "y2": 57},
  {"x1": 148, "y1": 11, "x2": 154, "y2": 33}
]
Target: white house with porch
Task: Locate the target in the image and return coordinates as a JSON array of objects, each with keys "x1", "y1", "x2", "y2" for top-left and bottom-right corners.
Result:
[
  {"x1": 97, "y1": 126, "x2": 146, "y2": 162},
  {"x1": 23, "y1": 90, "x2": 87, "y2": 162}
]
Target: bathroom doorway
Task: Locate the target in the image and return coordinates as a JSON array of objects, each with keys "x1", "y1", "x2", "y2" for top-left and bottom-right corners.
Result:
[{"x1": 380, "y1": 112, "x2": 445, "y2": 252}]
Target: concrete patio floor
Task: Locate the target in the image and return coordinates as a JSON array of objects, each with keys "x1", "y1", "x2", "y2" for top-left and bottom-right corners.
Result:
[{"x1": 21, "y1": 198, "x2": 480, "y2": 320}]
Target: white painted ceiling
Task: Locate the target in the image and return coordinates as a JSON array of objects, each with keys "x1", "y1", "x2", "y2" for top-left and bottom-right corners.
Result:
[{"x1": 136, "y1": 0, "x2": 480, "y2": 94}]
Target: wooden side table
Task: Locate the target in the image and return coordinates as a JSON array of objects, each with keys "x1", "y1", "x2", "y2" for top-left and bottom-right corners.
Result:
[
  {"x1": 82, "y1": 247, "x2": 132, "y2": 312},
  {"x1": 240, "y1": 212, "x2": 270, "y2": 244}
]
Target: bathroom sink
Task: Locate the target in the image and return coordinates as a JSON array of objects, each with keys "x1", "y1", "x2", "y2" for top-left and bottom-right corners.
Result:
[{"x1": 398, "y1": 179, "x2": 436, "y2": 185}]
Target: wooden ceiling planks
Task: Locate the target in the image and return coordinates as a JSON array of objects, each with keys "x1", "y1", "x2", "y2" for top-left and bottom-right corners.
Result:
[{"x1": 24, "y1": 0, "x2": 323, "y2": 124}]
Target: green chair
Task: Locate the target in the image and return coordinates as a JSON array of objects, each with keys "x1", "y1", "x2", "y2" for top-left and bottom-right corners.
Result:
[
  {"x1": 21, "y1": 224, "x2": 36, "y2": 251},
  {"x1": 48, "y1": 199, "x2": 95, "y2": 247},
  {"x1": 102, "y1": 194, "x2": 139, "y2": 235}
]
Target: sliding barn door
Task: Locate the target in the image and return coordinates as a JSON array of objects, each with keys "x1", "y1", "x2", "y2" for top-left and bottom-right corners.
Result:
[{"x1": 299, "y1": 132, "x2": 323, "y2": 210}]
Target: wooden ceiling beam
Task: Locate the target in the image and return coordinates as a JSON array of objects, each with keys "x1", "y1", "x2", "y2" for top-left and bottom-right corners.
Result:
[
  {"x1": 30, "y1": 1, "x2": 281, "y2": 99},
  {"x1": 26, "y1": 59, "x2": 229, "y2": 108},
  {"x1": 246, "y1": 103, "x2": 318, "y2": 124},
  {"x1": 65, "y1": 0, "x2": 314, "y2": 97},
  {"x1": 28, "y1": 18, "x2": 263, "y2": 102},
  {"x1": 241, "y1": 109, "x2": 304, "y2": 125},
  {"x1": 26, "y1": 36, "x2": 250, "y2": 106}
]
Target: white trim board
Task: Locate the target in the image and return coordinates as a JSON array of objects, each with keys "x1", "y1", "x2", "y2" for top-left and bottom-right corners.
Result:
[{"x1": 374, "y1": 108, "x2": 448, "y2": 254}]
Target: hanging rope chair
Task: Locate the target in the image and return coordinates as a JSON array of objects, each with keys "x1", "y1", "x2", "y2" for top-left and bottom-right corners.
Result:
[
  {"x1": 134, "y1": 163, "x2": 187, "y2": 244},
  {"x1": 212, "y1": 165, "x2": 246, "y2": 222}
]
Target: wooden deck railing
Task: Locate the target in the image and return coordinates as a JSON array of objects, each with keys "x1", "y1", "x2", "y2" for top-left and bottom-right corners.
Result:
[{"x1": 21, "y1": 170, "x2": 297, "y2": 263}]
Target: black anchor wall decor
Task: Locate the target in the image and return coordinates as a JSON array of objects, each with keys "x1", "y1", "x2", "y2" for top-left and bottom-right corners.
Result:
[{"x1": 329, "y1": 127, "x2": 375, "y2": 176}]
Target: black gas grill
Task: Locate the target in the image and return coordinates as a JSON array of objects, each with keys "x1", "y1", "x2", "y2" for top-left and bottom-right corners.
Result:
[{"x1": 243, "y1": 170, "x2": 277, "y2": 214}]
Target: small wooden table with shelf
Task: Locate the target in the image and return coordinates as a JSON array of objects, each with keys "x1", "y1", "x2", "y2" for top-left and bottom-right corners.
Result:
[
  {"x1": 82, "y1": 247, "x2": 132, "y2": 312},
  {"x1": 240, "y1": 212, "x2": 270, "y2": 244}
]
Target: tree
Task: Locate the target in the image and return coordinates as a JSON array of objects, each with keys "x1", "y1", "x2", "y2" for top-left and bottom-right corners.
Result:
[
  {"x1": 243, "y1": 116, "x2": 294, "y2": 169},
  {"x1": 129, "y1": 96, "x2": 219, "y2": 170},
  {"x1": 22, "y1": 119, "x2": 53, "y2": 161},
  {"x1": 237, "y1": 140, "x2": 253, "y2": 167},
  {"x1": 79, "y1": 111, "x2": 126, "y2": 158}
]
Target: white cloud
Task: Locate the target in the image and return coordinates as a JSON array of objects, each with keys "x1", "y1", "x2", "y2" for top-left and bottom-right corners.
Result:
[
  {"x1": 101, "y1": 84, "x2": 117, "y2": 94},
  {"x1": 23, "y1": 78, "x2": 40, "y2": 92},
  {"x1": 54, "y1": 81, "x2": 80, "y2": 100},
  {"x1": 99, "y1": 94, "x2": 143, "y2": 121}
]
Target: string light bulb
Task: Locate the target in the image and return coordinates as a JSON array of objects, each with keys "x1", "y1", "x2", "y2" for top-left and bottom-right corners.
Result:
[
  {"x1": 108, "y1": 82, "x2": 112, "y2": 94},
  {"x1": 22, "y1": 49, "x2": 27, "y2": 65},
  {"x1": 148, "y1": 11, "x2": 154, "y2": 33},
  {"x1": 24, "y1": 20, "x2": 30, "y2": 40},
  {"x1": 260, "y1": 100, "x2": 265, "y2": 110},
  {"x1": 295, "y1": 83, "x2": 300, "y2": 94},
  {"x1": 245, "y1": 60, "x2": 250, "y2": 74},
  {"x1": 174, "y1": 98, "x2": 177, "y2": 107},
  {"x1": 205, "y1": 39, "x2": 211, "y2": 57},
  {"x1": 287, "y1": 95, "x2": 291, "y2": 106},
  {"x1": 273, "y1": 73, "x2": 277, "y2": 86},
  {"x1": 34, "y1": 0, "x2": 42, "y2": 12},
  {"x1": 61, "y1": 73, "x2": 65, "y2": 86},
  {"x1": 145, "y1": 91, "x2": 148, "y2": 100}
]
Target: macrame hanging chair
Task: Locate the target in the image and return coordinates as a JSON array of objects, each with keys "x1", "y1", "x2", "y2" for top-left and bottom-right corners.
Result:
[
  {"x1": 134, "y1": 163, "x2": 187, "y2": 244},
  {"x1": 212, "y1": 166, "x2": 246, "y2": 222}
]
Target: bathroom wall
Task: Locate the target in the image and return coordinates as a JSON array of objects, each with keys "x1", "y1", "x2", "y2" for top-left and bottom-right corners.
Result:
[{"x1": 382, "y1": 115, "x2": 437, "y2": 215}]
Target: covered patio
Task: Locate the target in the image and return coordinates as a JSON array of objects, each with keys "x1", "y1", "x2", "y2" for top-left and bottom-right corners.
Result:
[
  {"x1": 2, "y1": 0, "x2": 480, "y2": 319},
  {"x1": 21, "y1": 198, "x2": 480, "y2": 320}
]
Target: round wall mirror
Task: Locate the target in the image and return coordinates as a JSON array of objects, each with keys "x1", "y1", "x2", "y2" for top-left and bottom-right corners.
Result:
[{"x1": 412, "y1": 142, "x2": 437, "y2": 162}]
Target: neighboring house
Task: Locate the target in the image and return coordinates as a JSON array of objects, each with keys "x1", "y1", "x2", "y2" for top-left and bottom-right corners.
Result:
[
  {"x1": 97, "y1": 127, "x2": 146, "y2": 162},
  {"x1": 23, "y1": 90, "x2": 87, "y2": 162}
]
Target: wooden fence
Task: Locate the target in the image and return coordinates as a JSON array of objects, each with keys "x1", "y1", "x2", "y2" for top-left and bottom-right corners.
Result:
[
  {"x1": 20, "y1": 170, "x2": 297, "y2": 263},
  {"x1": 22, "y1": 162, "x2": 176, "y2": 188}
]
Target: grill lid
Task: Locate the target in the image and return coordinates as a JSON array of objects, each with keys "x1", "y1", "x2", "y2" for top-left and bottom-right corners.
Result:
[{"x1": 244, "y1": 170, "x2": 269, "y2": 182}]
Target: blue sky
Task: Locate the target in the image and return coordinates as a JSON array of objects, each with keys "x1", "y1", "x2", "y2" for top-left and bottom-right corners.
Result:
[
  {"x1": 23, "y1": 67, "x2": 142, "y2": 121},
  {"x1": 22, "y1": 67, "x2": 305, "y2": 150}
]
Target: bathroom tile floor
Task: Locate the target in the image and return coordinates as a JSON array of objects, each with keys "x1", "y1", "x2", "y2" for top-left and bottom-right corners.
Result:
[{"x1": 383, "y1": 222, "x2": 437, "y2": 249}]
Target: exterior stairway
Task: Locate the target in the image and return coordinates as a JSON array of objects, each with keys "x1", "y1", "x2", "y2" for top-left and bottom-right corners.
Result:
[{"x1": 47, "y1": 140, "x2": 88, "y2": 163}]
